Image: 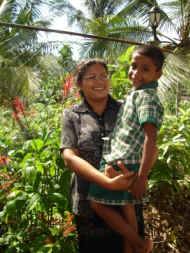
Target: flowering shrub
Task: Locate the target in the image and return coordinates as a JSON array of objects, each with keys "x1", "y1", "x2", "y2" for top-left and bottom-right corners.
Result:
[
  {"x1": 0, "y1": 99, "x2": 77, "y2": 252},
  {"x1": 62, "y1": 211, "x2": 76, "y2": 238},
  {"x1": 0, "y1": 156, "x2": 11, "y2": 167},
  {"x1": 63, "y1": 74, "x2": 74, "y2": 97}
]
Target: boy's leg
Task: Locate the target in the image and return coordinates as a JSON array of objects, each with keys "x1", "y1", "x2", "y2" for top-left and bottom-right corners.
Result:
[
  {"x1": 122, "y1": 204, "x2": 138, "y2": 232},
  {"x1": 90, "y1": 201, "x2": 151, "y2": 252},
  {"x1": 122, "y1": 204, "x2": 138, "y2": 253}
]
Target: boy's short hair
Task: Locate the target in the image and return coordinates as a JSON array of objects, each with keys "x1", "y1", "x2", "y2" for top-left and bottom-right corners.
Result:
[{"x1": 134, "y1": 45, "x2": 165, "y2": 70}]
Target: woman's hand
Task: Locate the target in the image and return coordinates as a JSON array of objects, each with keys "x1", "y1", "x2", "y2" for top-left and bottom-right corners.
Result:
[
  {"x1": 105, "y1": 161, "x2": 134, "y2": 178},
  {"x1": 104, "y1": 164, "x2": 121, "y2": 178},
  {"x1": 107, "y1": 171, "x2": 136, "y2": 191},
  {"x1": 105, "y1": 161, "x2": 137, "y2": 191}
]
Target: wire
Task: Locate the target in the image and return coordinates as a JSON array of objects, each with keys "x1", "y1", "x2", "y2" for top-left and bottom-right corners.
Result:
[{"x1": 0, "y1": 21, "x2": 145, "y2": 46}]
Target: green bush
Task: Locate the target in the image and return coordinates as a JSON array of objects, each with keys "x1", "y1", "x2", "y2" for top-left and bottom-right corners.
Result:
[
  {"x1": 0, "y1": 100, "x2": 77, "y2": 253},
  {"x1": 149, "y1": 102, "x2": 190, "y2": 190}
]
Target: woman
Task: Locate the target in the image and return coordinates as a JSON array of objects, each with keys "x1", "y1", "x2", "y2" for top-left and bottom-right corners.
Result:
[{"x1": 60, "y1": 59, "x2": 145, "y2": 253}]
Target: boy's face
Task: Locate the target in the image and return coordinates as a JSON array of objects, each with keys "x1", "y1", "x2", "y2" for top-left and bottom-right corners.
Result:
[{"x1": 128, "y1": 52, "x2": 162, "y2": 89}]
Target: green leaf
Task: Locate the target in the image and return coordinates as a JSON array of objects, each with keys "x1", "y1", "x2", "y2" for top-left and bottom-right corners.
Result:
[
  {"x1": 31, "y1": 139, "x2": 44, "y2": 152},
  {"x1": 118, "y1": 46, "x2": 135, "y2": 63},
  {"x1": 33, "y1": 171, "x2": 42, "y2": 191},
  {"x1": 47, "y1": 192, "x2": 66, "y2": 207},
  {"x1": 27, "y1": 193, "x2": 41, "y2": 211},
  {"x1": 23, "y1": 166, "x2": 37, "y2": 185}
]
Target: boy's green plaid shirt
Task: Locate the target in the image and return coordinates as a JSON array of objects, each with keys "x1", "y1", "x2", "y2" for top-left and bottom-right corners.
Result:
[{"x1": 103, "y1": 81, "x2": 164, "y2": 165}]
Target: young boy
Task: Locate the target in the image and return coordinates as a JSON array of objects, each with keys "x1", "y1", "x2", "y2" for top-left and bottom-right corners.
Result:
[{"x1": 88, "y1": 45, "x2": 165, "y2": 253}]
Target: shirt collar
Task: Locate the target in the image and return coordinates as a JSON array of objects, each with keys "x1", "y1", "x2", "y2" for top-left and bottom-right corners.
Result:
[
  {"x1": 73, "y1": 95, "x2": 119, "y2": 113},
  {"x1": 135, "y1": 81, "x2": 158, "y2": 90}
]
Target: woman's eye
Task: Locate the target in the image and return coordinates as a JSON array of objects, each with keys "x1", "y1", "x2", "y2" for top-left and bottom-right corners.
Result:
[
  {"x1": 84, "y1": 75, "x2": 96, "y2": 80},
  {"x1": 89, "y1": 76, "x2": 96, "y2": 80}
]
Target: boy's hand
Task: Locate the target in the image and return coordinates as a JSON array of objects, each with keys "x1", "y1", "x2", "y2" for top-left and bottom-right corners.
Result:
[{"x1": 130, "y1": 175, "x2": 148, "y2": 198}]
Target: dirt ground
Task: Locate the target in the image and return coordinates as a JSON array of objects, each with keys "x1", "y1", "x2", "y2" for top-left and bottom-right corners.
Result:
[{"x1": 144, "y1": 183, "x2": 190, "y2": 253}]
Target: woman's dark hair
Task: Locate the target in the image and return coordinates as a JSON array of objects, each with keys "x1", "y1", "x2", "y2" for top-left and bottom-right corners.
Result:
[
  {"x1": 75, "y1": 58, "x2": 108, "y2": 86},
  {"x1": 134, "y1": 45, "x2": 165, "y2": 70}
]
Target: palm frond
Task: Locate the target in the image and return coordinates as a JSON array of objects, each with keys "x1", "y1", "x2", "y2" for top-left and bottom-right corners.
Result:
[{"x1": 159, "y1": 49, "x2": 190, "y2": 102}]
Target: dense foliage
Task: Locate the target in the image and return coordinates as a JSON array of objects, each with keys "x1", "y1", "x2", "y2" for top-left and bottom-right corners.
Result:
[{"x1": 0, "y1": 99, "x2": 77, "y2": 252}]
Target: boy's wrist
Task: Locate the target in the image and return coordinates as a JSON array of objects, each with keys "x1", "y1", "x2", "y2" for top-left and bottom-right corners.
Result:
[{"x1": 138, "y1": 173, "x2": 148, "y2": 180}]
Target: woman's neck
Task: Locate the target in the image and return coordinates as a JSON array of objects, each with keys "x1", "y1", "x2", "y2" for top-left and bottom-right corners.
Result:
[{"x1": 86, "y1": 97, "x2": 108, "y2": 116}]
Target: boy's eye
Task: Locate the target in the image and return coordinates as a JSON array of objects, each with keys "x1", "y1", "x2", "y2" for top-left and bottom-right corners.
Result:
[
  {"x1": 143, "y1": 67, "x2": 149, "y2": 72},
  {"x1": 131, "y1": 63, "x2": 137, "y2": 69}
]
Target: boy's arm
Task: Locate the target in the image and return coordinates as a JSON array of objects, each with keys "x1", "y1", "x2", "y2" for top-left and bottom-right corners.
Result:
[{"x1": 130, "y1": 123, "x2": 157, "y2": 198}]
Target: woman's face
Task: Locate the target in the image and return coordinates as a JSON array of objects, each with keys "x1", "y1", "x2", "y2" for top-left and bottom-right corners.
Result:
[{"x1": 79, "y1": 63, "x2": 110, "y2": 102}]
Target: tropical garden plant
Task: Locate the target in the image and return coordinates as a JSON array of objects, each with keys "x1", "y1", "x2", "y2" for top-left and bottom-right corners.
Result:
[
  {"x1": 0, "y1": 96, "x2": 77, "y2": 252},
  {"x1": 0, "y1": 0, "x2": 50, "y2": 104}
]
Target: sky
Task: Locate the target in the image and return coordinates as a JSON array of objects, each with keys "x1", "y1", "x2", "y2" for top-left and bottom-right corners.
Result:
[{"x1": 38, "y1": 1, "x2": 86, "y2": 59}]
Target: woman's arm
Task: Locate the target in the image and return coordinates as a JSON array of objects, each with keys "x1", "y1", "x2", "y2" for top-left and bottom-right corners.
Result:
[{"x1": 62, "y1": 148, "x2": 134, "y2": 191}]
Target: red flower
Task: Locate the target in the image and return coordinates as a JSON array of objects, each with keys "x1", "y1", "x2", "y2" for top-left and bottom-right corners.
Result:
[
  {"x1": 63, "y1": 225, "x2": 76, "y2": 237},
  {"x1": 63, "y1": 75, "x2": 74, "y2": 97},
  {"x1": 0, "y1": 179, "x2": 16, "y2": 190},
  {"x1": 0, "y1": 156, "x2": 11, "y2": 166},
  {"x1": 62, "y1": 211, "x2": 76, "y2": 237},
  {"x1": 12, "y1": 97, "x2": 27, "y2": 131},
  {"x1": 0, "y1": 172, "x2": 11, "y2": 179},
  {"x1": 12, "y1": 97, "x2": 25, "y2": 114},
  {"x1": 12, "y1": 111, "x2": 20, "y2": 121}
]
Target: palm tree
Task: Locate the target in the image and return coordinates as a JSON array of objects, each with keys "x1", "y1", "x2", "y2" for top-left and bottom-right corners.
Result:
[
  {"x1": 149, "y1": 0, "x2": 190, "y2": 110},
  {"x1": 0, "y1": 0, "x2": 51, "y2": 104},
  {"x1": 50, "y1": 0, "x2": 190, "y2": 109},
  {"x1": 50, "y1": 0, "x2": 145, "y2": 60},
  {"x1": 106, "y1": 0, "x2": 190, "y2": 106}
]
